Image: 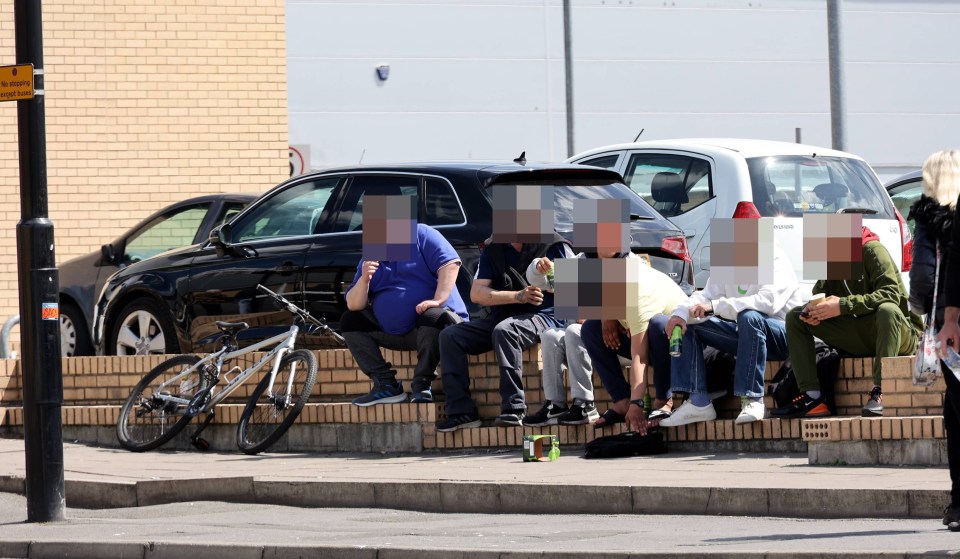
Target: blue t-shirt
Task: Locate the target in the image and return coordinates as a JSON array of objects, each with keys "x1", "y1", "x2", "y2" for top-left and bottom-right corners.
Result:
[
  {"x1": 348, "y1": 224, "x2": 469, "y2": 335},
  {"x1": 476, "y1": 242, "x2": 572, "y2": 317}
]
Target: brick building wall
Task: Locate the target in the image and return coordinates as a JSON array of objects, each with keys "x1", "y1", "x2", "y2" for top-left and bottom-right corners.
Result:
[{"x1": 0, "y1": 0, "x2": 288, "y2": 334}]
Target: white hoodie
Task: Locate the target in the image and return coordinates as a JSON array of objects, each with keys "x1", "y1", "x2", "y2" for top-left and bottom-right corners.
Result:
[{"x1": 671, "y1": 247, "x2": 803, "y2": 323}]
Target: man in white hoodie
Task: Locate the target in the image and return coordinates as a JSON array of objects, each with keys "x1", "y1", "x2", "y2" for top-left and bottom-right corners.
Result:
[{"x1": 656, "y1": 240, "x2": 803, "y2": 426}]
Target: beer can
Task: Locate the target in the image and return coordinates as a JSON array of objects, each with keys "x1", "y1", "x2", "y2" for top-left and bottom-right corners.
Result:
[{"x1": 669, "y1": 325, "x2": 683, "y2": 357}]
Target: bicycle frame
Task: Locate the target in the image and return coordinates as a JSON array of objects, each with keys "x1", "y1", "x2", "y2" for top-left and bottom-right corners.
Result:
[{"x1": 151, "y1": 323, "x2": 301, "y2": 413}]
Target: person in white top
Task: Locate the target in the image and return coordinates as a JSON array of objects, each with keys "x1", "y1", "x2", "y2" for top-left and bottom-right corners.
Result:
[{"x1": 656, "y1": 246, "x2": 803, "y2": 426}]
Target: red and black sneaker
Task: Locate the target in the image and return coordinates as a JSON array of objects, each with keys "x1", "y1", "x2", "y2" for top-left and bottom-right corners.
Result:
[
  {"x1": 771, "y1": 393, "x2": 831, "y2": 419},
  {"x1": 861, "y1": 386, "x2": 883, "y2": 417}
]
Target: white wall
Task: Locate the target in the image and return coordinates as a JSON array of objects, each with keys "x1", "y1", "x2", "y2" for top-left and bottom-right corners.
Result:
[{"x1": 286, "y1": 0, "x2": 960, "y2": 174}]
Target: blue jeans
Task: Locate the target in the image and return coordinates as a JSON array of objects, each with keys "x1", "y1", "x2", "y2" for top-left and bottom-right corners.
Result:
[
  {"x1": 656, "y1": 310, "x2": 789, "y2": 398},
  {"x1": 581, "y1": 317, "x2": 672, "y2": 402}
]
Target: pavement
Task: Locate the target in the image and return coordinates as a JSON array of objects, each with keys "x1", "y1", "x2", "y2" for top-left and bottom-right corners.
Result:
[{"x1": 0, "y1": 438, "x2": 957, "y2": 558}]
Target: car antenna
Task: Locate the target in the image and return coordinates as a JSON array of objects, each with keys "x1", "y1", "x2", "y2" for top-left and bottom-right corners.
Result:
[
  {"x1": 358, "y1": 149, "x2": 366, "y2": 164},
  {"x1": 513, "y1": 151, "x2": 526, "y2": 165},
  {"x1": 633, "y1": 128, "x2": 645, "y2": 142}
]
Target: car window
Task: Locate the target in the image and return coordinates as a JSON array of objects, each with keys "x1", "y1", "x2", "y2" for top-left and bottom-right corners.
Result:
[
  {"x1": 622, "y1": 154, "x2": 713, "y2": 217},
  {"x1": 888, "y1": 179, "x2": 922, "y2": 235},
  {"x1": 124, "y1": 205, "x2": 209, "y2": 263},
  {"x1": 578, "y1": 154, "x2": 621, "y2": 170},
  {"x1": 216, "y1": 202, "x2": 248, "y2": 227},
  {"x1": 231, "y1": 178, "x2": 338, "y2": 242},
  {"x1": 331, "y1": 175, "x2": 420, "y2": 233},
  {"x1": 423, "y1": 177, "x2": 465, "y2": 226},
  {"x1": 746, "y1": 156, "x2": 894, "y2": 219}
]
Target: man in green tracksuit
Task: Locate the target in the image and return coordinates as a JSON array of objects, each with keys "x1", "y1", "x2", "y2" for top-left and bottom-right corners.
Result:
[{"x1": 773, "y1": 226, "x2": 922, "y2": 418}]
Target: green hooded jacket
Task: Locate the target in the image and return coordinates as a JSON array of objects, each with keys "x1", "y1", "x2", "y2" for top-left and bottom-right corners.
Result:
[{"x1": 812, "y1": 238, "x2": 923, "y2": 336}]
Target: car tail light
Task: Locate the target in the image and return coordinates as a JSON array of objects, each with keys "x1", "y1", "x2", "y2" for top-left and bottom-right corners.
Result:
[
  {"x1": 661, "y1": 235, "x2": 692, "y2": 264},
  {"x1": 895, "y1": 208, "x2": 912, "y2": 272},
  {"x1": 732, "y1": 201, "x2": 762, "y2": 219}
]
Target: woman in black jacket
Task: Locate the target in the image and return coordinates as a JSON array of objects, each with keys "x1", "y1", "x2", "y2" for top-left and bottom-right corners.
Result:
[{"x1": 915, "y1": 150, "x2": 960, "y2": 530}]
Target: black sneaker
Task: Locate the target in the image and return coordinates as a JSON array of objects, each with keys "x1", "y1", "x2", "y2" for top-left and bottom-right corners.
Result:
[
  {"x1": 495, "y1": 411, "x2": 525, "y2": 426},
  {"x1": 523, "y1": 401, "x2": 568, "y2": 426},
  {"x1": 558, "y1": 399, "x2": 599, "y2": 425},
  {"x1": 771, "y1": 393, "x2": 830, "y2": 419},
  {"x1": 436, "y1": 412, "x2": 481, "y2": 432},
  {"x1": 942, "y1": 504, "x2": 960, "y2": 526},
  {"x1": 351, "y1": 381, "x2": 406, "y2": 407},
  {"x1": 862, "y1": 386, "x2": 883, "y2": 417}
]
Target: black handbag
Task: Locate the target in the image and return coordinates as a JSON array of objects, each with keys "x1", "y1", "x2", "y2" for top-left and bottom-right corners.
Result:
[{"x1": 583, "y1": 431, "x2": 667, "y2": 459}]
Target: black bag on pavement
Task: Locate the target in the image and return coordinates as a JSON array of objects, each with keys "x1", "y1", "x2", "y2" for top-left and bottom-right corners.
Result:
[
  {"x1": 583, "y1": 431, "x2": 667, "y2": 459},
  {"x1": 768, "y1": 341, "x2": 841, "y2": 414}
]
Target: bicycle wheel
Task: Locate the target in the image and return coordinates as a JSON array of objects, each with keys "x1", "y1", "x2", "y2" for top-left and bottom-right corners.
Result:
[
  {"x1": 117, "y1": 354, "x2": 204, "y2": 452},
  {"x1": 237, "y1": 349, "x2": 317, "y2": 455}
]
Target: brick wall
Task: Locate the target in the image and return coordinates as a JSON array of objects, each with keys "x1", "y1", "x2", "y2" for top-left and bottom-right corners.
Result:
[{"x1": 0, "y1": 0, "x2": 288, "y2": 335}]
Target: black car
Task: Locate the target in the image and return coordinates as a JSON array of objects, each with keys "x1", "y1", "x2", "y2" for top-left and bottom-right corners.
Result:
[
  {"x1": 59, "y1": 194, "x2": 254, "y2": 356},
  {"x1": 94, "y1": 162, "x2": 694, "y2": 355}
]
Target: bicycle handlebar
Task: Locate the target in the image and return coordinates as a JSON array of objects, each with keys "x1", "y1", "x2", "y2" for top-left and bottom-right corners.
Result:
[{"x1": 256, "y1": 284, "x2": 346, "y2": 345}]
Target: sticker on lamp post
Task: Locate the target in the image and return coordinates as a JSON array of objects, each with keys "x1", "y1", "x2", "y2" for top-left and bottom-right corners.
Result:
[{"x1": 41, "y1": 303, "x2": 59, "y2": 321}]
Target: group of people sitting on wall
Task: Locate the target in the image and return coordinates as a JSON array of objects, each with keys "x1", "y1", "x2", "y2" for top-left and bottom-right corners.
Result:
[{"x1": 337, "y1": 150, "x2": 960, "y2": 444}]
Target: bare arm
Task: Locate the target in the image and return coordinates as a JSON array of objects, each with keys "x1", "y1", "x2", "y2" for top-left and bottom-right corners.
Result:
[
  {"x1": 345, "y1": 261, "x2": 378, "y2": 311},
  {"x1": 415, "y1": 260, "x2": 462, "y2": 314}
]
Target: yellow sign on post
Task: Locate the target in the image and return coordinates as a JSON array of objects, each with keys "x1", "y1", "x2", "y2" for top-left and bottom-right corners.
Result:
[{"x1": 0, "y1": 64, "x2": 34, "y2": 101}]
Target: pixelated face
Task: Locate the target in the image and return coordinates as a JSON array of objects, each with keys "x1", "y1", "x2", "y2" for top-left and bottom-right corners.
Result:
[
  {"x1": 491, "y1": 184, "x2": 554, "y2": 244},
  {"x1": 554, "y1": 258, "x2": 641, "y2": 321},
  {"x1": 710, "y1": 218, "x2": 776, "y2": 285},
  {"x1": 802, "y1": 213, "x2": 863, "y2": 280},
  {"x1": 572, "y1": 198, "x2": 630, "y2": 256},
  {"x1": 362, "y1": 195, "x2": 417, "y2": 261}
]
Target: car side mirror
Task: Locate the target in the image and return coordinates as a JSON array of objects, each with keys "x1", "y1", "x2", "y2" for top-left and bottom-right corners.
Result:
[
  {"x1": 100, "y1": 243, "x2": 118, "y2": 265},
  {"x1": 209, "y1": 224, "x2": 232, "y2": 257}
]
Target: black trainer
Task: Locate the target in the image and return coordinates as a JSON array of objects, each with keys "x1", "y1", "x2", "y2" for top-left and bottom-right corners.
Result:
[
  {"x1": 558, "y1": 399, "x2": 600, "y2": 425},
  {"x1": 862, "y1": 386, "x2": 883, "y2": 417},
  {"x1": 351, "y1": 381, "x2": 406, "y2": 407},
  {"x1": 495, "y1": 410, "x2": 525, "y2": 426},
  {"x1": 437, "y1": 412, "x2": 481, "y2": 432},
  {"x1": 771, "y1": 393, "x2": 830, "y2": 419},
  {"x1": 523, "y1": 401, "x2": 568, "y2": 426}
]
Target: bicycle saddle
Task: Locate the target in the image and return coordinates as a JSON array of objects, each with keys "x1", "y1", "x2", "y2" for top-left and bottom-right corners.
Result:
[{"x1": 215, "y1": 321, "x2": 249, "y2": 334}]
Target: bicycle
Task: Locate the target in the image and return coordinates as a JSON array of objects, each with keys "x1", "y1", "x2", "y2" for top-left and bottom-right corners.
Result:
[{"x1": 116, "y1": 284, "x2": 345, "y2": 455}]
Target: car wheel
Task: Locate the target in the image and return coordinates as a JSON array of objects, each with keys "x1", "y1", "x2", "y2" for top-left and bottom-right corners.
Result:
[
  {"x1": 60, "y1": 302, "x2": 93, "y2": 357},
  {"x1": 108, "y1": 298, "x2": 180, "y2": 356}
]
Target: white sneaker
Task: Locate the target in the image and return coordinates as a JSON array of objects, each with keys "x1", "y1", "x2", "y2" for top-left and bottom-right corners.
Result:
[
  {"x1": 659, "y1": 400, "x2": 716, "y2": 427},
  {"x1": 735, "y1": 398, "x2": 766, "y2": 424}
]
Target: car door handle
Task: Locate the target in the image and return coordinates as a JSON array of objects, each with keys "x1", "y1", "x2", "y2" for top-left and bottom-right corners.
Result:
[
  {"x1": 685, "y1": 229, "x2": 697, "y2": 239},
  {"x1": 275, "y1": 262, "x2": 301, "y2": 274}
]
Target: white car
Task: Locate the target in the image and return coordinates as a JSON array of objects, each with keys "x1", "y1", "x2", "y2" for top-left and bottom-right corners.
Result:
[{"x1": 568, "y1": 138, "x2": 912, "y2": 293}]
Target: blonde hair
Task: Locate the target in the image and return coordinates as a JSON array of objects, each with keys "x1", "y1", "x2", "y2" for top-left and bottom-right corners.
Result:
[{"x1": 921, "y1": 149, "x2": 960, "y2": 209}]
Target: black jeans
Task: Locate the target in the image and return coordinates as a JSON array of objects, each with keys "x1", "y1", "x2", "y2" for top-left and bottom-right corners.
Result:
[
  {"x1": 439, "y1": 312, "x2": 559, "y2": 416},
  {"x1": 945, "y1": 360, "x2": 960, "y2": 506},
  {"x1": 340, "y1": 307, "x2": 461, "y2": 392}
]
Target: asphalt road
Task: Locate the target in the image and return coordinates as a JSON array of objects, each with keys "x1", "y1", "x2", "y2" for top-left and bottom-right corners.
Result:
[{"x1": 1, "y1": 493, "x2": 959, "y2": 558}]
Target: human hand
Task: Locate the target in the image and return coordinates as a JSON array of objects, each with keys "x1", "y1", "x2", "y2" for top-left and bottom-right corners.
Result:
[
  {"x1": 689, "y1": 302, "x2": 713, "y2": 319},
  {"x1": 808, "y1": 295, "x2": 841, "y2": 322},
  {"x1": 626, "y1": 403, "x2": 648, "y2": 435},
  {"x1": 535, "y1": 256, "x2": 553, "y2": 275},
  {"x1": 601, "y1": 320, "x2": 623, "y2": 350},
  {"x1": 516, "y1": 286, "x2": 544, "y2": 306},
  {"x1": 665, "y1": 315, "x2": 687, "y2": 336},
  {"x1": 798, "y1": 308, "x2": 821, "y2": 327},
  {"x1": 361, "y1": 260, "x2": 379, "y2": 283},
  {"x1": 415, "y1": 299, "x2": 441, "y2": 315},
  {"x1": 938, "y1": 321, "x2": 960, "y2": 359}
]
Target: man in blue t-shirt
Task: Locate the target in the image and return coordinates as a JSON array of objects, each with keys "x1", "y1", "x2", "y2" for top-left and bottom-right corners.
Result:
[
  {"x1": 436, "y1": 235, "x2": 573, "y2": 431},
  {"x1": 342, "y1": 223, "x2": 469, "y2": 405}
]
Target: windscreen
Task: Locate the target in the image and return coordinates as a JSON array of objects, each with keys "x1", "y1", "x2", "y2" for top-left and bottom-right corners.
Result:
[{"x1": 746, "y1": 156, "x2": 894, "y2": 219}]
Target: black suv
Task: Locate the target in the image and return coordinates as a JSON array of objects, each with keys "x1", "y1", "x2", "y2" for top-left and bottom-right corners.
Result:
[{"x1": 94, "y1": 162, "x2": 694, "y2": 355}]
